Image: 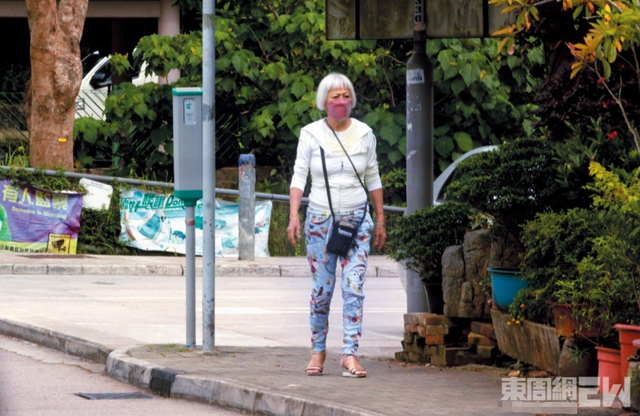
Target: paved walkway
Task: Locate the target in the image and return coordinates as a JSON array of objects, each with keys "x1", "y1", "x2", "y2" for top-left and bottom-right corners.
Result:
[{"x1": 0, "y1": 253, "x2": 631, "y2": 416}]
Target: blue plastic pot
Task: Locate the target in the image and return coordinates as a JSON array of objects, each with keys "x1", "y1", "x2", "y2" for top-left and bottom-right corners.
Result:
[{"x1": 488, "y1": 267, "x2": 527, "y2": 311}]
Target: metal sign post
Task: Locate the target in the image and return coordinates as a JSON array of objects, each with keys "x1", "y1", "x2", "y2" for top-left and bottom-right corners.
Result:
[
  {"x1": 202, "y1": 0, "x2": 216, "y2": 353},
  {"x1": 405, "y1": 0, "x2": 433, "y2": 313},
  {"x1": 172, "y1": 87, "x2": 204, "y2": 347}
]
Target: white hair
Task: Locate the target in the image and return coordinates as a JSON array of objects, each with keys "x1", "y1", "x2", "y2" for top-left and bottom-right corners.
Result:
[{"x1": 315, "y1": 73, "x2": 357, "y2": 111}]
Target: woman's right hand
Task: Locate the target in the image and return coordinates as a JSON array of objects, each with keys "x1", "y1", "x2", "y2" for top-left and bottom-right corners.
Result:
[{"x1": 287, "y1": 216, "x2": 301, "y2": 246}]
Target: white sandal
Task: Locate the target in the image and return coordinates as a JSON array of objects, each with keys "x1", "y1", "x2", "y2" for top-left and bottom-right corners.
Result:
[
  {"x1": 340, "y1": 355, "x2": 367, "y2": 378},
  {"x1": 305, "y1": 351, "x2": 326, "y2": 376}
]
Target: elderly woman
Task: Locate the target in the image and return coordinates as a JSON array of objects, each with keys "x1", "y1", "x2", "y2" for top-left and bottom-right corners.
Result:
[{"x1": 287, "y1": 73, "x2": 386, "y2": 378}]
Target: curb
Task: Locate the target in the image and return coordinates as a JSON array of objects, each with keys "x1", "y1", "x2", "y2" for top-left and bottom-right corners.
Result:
[
  {"x1": 0, "y1": 318, "x2": 111, "y2": 364},
  {"x1": 106, "y1": 347, "x2": 382, "y2": 416},
  {"x1": 3, "y1": 263, "x2": 399, "y2": 278},
  {"x1": 0, "y1": 318, "x2": 380, "y2": 416}
]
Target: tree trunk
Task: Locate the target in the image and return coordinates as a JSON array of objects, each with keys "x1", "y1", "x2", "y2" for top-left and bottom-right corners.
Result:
[{"x1": 25, "y1": 0, "x2": 88, "y2": 170}]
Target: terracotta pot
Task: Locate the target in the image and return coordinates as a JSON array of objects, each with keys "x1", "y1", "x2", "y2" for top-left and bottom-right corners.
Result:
[
  {"x1": 614, "y1": 323, "x2": 640, "y2": 379},
  {"x1": 596, "y1": 346, "x2": 622, "y2": 392},
  {"x1": 548, "y1": 302, "x2": 603, "y2": 338}
]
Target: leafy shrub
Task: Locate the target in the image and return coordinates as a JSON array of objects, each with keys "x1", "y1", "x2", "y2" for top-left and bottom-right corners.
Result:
[
  {"x1": 555, "y1": 117, "x2": 639, "y2": 208},
  {"x1": 586, "y1": 162, "x2": 640, "y2": 329},
  {"x1": 78, "y1": 187, "x2": 130, "y2": 254},
  {"x1": 73, "y1": 117, "x2": 113, "y2": 171},
  {"x1": 427, "y1": 38, "x2": 544, "y2": 172},
  {"x1": 514, "y1": 208, "x2": 607, "y2": 330},
  {"x1": 520, "y1": 208, "x2": 604, "y2": 295},
  {"x1": 447, "y1": 138, "x2": 562, "y2": 262},
  {"x1": 96, "y1": 2, "x2": 546, "y2": 195},
  {"x1": 103, "y1": 82, "x2": 175, "y2": 180},
  {"x1": 386, "y1": 202, "x2": 474, "y2": 283}
]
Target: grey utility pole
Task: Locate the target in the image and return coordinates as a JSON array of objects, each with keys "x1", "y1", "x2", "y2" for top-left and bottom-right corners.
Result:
[
  {"x1": 405, "y1": 0, "x2": 433, "y2": 313},
  {"x1": 202, "y1": 0, "x2": 216, "y2": 352}
]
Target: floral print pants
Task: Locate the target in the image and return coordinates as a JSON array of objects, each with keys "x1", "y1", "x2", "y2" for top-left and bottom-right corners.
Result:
[{"x1": 305, "y1": 207, "x2": 373, "y2": 357}]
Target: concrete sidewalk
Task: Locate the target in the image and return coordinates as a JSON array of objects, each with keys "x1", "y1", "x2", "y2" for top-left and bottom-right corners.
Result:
[{"x1": 0, "y1": 254, "x2": 629, "y2": 416}]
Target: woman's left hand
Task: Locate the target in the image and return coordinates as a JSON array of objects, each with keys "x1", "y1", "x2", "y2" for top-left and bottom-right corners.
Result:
[
  {"x1": 370, "y1": 189, "x2": 386, "y2": 251},
  {"x1": 374, "y1": 223, "x2": 386, "y2": 251}
]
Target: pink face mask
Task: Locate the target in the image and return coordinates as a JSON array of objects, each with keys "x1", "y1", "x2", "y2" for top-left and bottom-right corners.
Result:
[{"x1": 326, "y1": 98, "x2": 352, "y2": 121}]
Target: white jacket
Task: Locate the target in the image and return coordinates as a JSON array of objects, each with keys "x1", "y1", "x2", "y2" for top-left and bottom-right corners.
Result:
[{"x1": 290, "y1": 118, "x2": 382, "y2": 212}]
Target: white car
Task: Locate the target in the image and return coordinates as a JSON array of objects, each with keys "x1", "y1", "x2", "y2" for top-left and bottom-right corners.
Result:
[{"x1": 75, "y1": 52, "x2": 157, "y2": 119}]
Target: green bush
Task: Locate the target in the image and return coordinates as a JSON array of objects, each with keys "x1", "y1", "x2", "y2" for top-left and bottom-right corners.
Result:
[
  {"x1": 73, "y1": 117, "x2": 113, "y2": 171},
  {"x1": 520, "y1": 208, "x2": 604, "y2": 294},
  {"x1": 514, "y1": 208, "x2": 607, "y2": 331},
  {"x1": 386, "y1": 202, "x2": 474, "y2": 283},
  {"x1": 447, "y1": 138, "x2": 562, "y2": 262},
  {"x1": 584, "y1": 162, "x2": 640, "y2": 334},
  {"x1": 555, "y1": 117, "x2": 639, "y2": 208},
  {"x1": 77, "y1": 187, "x2": 130, "y2": 255}
]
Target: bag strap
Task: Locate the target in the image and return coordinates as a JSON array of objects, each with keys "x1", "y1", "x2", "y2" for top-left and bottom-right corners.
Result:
[
  {"x1": 320, "y1": 147, "x2": 335, "y2": 221},
  {"x1": 321, "y1": 119, "x2": 370, "y2": 223},
  {"x1": 324, "y1": 118, "x2": 367, "y2": 192}
]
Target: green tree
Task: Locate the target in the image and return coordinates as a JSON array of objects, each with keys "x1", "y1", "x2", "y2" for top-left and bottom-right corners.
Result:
[
  {"x1": 90, "y1": 0, "x2": 545, "y2": 199},
  {"x1": 490, "y1": 0, "x2": 640, "y2": 150}
]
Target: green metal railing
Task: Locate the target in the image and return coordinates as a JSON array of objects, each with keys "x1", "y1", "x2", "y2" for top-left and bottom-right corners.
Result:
[{"x1": 0, "y1": 92, "x2": 28, "y2": 141}]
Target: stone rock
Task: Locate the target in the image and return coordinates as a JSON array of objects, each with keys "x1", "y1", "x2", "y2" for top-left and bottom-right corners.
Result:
[
  {"x1": 442, "y1": 245, "x2": 465, "y2": 279},
  {"x1": 458, "y1": 303, "x2": 475, "y2": 318},
  {"x1": 443, "y1": 230, "x2": 493, "y2": 319},
  {"x1": 464, "y1": 229, "x2": 491, "y2": 252},
  {"x1": 461, "y1": 281, "x2": 473, "y2": 303},
  {"x1": 442, "y1": 245, "x2": 464, "y2": 317}
]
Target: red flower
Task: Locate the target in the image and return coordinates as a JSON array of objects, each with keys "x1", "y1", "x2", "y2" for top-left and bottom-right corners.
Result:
[
  {"x1": 607, "y1": 131, "x2": 618, "y2": 140},
  {"x1": 603, "y1": 103, "x2": 608, "y2": 108},
  {"x1": 597, "y1": 77, "x2": 606, "y2": 84}
]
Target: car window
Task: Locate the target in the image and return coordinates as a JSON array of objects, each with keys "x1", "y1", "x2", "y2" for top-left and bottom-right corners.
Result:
[
  {"x1": 90, "y1": 61, "x2": 113, "y2": 90},
  {"x1": 82, "y1": 55, "x2": 104, "y2": 77}
]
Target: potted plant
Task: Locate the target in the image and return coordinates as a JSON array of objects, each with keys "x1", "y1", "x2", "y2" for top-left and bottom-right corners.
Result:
[
  {"x1": 387, "y1": 202, "x2": 474, "y2": 313},
  {"x1": 515, "y1": 208, "x2": 611, "y2": 338},
  {"x1": 547, "y1": 301, "x2": 603, "y2": 339},
  {"x1": 587, "y1": 161, "x2": 640, "y2": 379}
]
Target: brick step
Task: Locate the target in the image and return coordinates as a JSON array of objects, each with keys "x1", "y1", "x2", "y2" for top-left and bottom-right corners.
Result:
[
  {"x1": 398, "y1": 314, "x2": 500, "y2": 366},
  {"x1": 470, "y1": 321, "x2": 496, "y2": 340}
]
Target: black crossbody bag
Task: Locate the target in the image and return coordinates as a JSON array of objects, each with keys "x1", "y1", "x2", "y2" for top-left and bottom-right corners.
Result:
[{"x1": 321, "y1": 119, "x2": 372, "y2": 257}]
